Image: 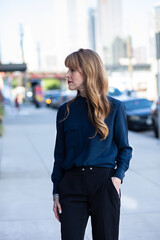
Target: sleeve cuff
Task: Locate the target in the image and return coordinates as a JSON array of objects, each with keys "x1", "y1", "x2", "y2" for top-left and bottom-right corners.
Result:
[
  {"x1": 52, "y1": 181, "x2": 59, "y2": 194},
  {"x1": 113, "y1": 167, "x2": 125, "y2": 183}
]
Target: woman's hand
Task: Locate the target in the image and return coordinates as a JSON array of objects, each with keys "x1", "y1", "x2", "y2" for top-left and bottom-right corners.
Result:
[
  {"x1": 53, "y1": 198, "x2": 62, "y2": 222},
  {"x1": 111, "y1": 177, "x2": 121, "y2": 196}
]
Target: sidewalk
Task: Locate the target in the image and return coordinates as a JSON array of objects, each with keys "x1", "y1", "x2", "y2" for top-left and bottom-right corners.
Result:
[{"x1": 0, "y1": 104, "x2": 160, "y2": 240}]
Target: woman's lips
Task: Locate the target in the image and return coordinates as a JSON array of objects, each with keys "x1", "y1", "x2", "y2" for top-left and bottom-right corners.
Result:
[{"x1": 68, "y1": 81, "x2": 73, "y2": 84}]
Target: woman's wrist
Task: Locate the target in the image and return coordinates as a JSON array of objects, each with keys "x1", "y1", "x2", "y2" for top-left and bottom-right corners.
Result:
[{"x1": 53, "y1": 193, "x2": 59, "y2": 201}]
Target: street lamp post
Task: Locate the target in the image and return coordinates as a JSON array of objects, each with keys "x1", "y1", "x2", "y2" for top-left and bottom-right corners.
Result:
[{"x1": 19, "y1": 24, "x2": 24, "y2": 63}]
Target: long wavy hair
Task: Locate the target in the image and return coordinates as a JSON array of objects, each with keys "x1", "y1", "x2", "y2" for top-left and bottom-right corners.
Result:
[{"x1": 63, "y1": 48, "x2": 110, "y2": 140}]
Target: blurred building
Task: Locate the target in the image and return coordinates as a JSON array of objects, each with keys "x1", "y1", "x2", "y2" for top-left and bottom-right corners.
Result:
[
  {"x1": 22, "y1": 0, "x2": 89, "y2": 72},
  {"x1": 97, "y1": 0, "x2": 122, "y2": 65},
  {"x1": 133, "y1": 46, "x2": 147, "y2": 64},
  {"x1": 155, "y1": 3, "x2": 160, "y2": 31},
  {"x1": 52, "y1": 0, "x2": 89, "y2": 72},
  {"x1": 88, "y1": 8, "x2": 96, "y2": 51},
  {"x1": 23, "y1": 25, "x2": 38, "y2": 71},
  {"x1": 112, "y1": 37, "x2": 127, "y2": 65},
  {"x1": 147, "y1": 9, "x2": 156, "y2": 62}
]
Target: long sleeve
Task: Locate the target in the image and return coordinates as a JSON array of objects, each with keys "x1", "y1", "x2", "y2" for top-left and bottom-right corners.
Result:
[
  {"x1": 51, "y1": 106, "x2": 66, "y2": 194},
  {"x1": 113, "y1": 102, "x2": 133, "y2": 182}
]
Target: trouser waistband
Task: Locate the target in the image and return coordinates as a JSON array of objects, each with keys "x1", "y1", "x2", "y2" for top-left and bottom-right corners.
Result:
[{"x1": 65, "y1": 166, "x2": 115, "y2": 174}]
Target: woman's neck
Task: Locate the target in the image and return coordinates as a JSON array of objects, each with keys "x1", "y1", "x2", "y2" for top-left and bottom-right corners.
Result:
[{"x1": 78, "y1": 90, "x2": 86, "y2": 98}]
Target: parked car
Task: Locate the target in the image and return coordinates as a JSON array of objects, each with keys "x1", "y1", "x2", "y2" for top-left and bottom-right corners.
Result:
[
  {"x1": 51, "y1": 90, "x2": 76, "y2": 109},
  {"x1": 122, "y1": 98, "x2": 153, "y2": 131},
  {"x1": 44, "y1": 90, "x2": 61, "y2": 107},
  {"x1": 108, "y1": 87, "x2": 133, "y2": 100},
  {"x1": 44, "y1": 94, "x2": 53, "y2": 107},
  {"x1": 151, "y1": 100, "x2": 159, "y2": 138},
  {"x1": 108, "y1": 87, "x2": 122, "y2": 98}
]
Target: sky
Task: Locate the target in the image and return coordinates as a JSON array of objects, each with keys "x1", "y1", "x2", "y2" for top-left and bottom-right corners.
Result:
[
  {"x1": 122, "y1": 0, "x2": 157, "y2": 47},
  {"x1": 0, "y1": 0, "x2": 159, "y2": 64}
]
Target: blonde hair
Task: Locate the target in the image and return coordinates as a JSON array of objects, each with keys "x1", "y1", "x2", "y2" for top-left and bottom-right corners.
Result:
[{"x1": 63, "y1": 48, "x2": 110, "y2": 140}]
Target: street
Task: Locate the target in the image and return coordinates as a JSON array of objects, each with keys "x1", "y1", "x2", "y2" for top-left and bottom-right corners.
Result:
[{"x1": 0, "y1": 104, "x2": 160, "y2": 240}]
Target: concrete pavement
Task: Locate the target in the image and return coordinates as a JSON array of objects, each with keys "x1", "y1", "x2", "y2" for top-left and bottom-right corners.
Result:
[{"x1": 0, "y1": 103, "x2": 160, "y2": 240}]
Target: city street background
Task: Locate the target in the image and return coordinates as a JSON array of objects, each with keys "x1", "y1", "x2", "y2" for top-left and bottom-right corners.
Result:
[
  {"x1": 0, "y1": 0, "x2": 160, "y2": 239},
  {"x1": 0, "y1": 104, "x2": 160, "y2": 240}
]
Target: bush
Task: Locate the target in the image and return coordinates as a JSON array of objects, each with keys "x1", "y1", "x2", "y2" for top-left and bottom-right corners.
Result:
[
  {"x1": 0, "y1": 105, "x2": 4, "y2": 118},
  {"x1": 12, "y1": 78, "x2": 19, "y2": 88},
  {"x1": 42, "y1": 79, "x2": 61, "y2": 90},
  {"x1": 0, "y1": 122, "x2": 3, "y2": 136}
]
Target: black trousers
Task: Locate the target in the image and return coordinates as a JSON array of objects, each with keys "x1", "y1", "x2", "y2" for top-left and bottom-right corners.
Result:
[{"x1": 58, "y1": 167, "x2": 121, "y2": 240}]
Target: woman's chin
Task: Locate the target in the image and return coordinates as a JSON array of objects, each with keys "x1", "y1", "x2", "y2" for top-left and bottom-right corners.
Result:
[{"x1": 68, "y1": 85, "x2": 76, "y2": 91}]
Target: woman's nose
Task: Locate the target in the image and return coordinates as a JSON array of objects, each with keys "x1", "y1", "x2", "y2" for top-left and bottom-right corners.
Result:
[{"x1": 66, "y1": 70, "x2": 70, "y2": 78}]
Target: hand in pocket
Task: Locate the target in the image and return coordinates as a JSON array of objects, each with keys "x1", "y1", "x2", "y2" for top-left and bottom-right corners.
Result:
[{"x1": 111, "y1": 177, "x2": 121, "y2": 196}]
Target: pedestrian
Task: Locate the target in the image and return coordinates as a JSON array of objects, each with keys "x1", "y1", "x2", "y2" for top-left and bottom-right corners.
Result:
[
  {"x1": 15, "y1": 95, "x2": 19, "y2": 109},
  {"x1": 51, "y1": 48, "x2": 133, "y2": 240}
]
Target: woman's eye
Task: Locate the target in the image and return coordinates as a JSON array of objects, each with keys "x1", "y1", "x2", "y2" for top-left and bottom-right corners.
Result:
[{"x1": 70, "y1": 69, "x2": 74, "y2": 72}]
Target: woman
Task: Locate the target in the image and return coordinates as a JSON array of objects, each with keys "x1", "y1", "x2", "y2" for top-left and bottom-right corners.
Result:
[{"x1": 51, "y1": 49, "x2": 132, "y2": 240}]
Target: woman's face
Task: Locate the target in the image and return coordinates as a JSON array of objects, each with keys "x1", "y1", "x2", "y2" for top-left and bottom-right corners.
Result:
[{"x1": 66, "y1": 68, "x2": 85, "y2": 92}]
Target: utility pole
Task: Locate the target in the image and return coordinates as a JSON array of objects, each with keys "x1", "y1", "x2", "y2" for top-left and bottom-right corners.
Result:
[
  {"x1": 19, "y1": 24, "x2": 24, "y2": 63},
  {"x1": 19, "y1": 24, "x2": 26, "y2": 89},
  {"x1": 126, "y1": 35, "x2": 133, "y2": 91}
]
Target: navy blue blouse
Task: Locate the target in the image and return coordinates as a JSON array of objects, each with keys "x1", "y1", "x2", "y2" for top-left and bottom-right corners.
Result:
[{"x1": 51, "y1": 95, "x2": 133, "y2": 194}]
